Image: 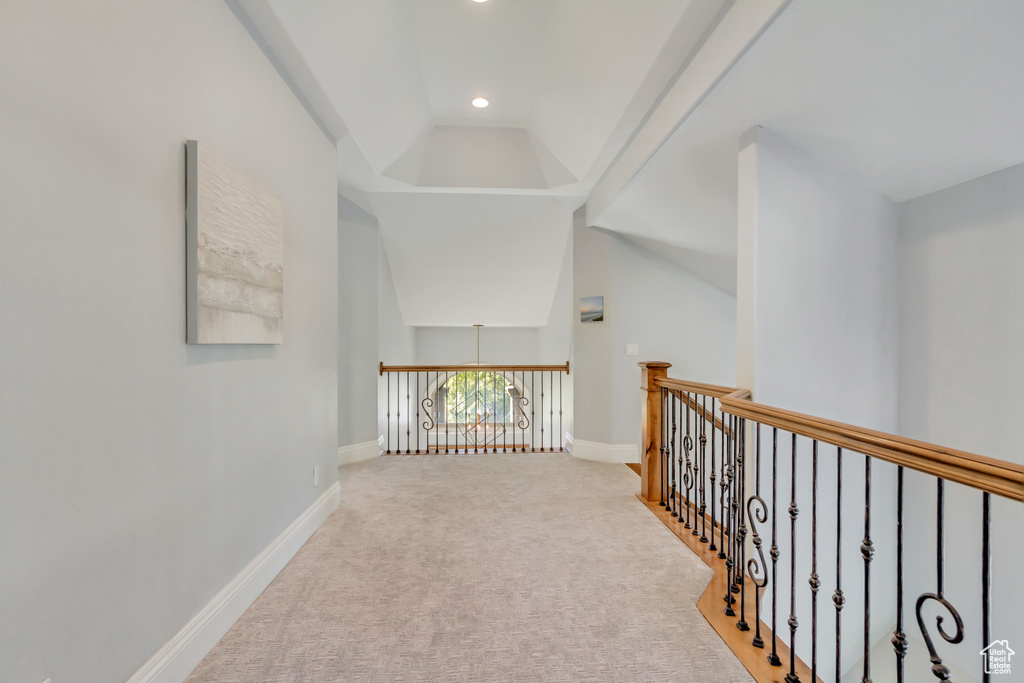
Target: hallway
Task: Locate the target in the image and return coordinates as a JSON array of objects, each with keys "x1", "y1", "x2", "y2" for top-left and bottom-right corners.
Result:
[{"x1": 187, "y1": 455, "x2": 752, "y2": 682}]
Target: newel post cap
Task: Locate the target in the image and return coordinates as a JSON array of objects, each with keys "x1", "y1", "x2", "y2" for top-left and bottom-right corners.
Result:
[{"x1": 639, "y1": 361, "x2": 671, "y2": 391}]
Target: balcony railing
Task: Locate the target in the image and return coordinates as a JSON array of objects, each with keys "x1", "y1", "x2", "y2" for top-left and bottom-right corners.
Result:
[
  {"x1": 639, "y1": 361, "x2": 1024, "y2": 683},
  {"x1": 380, "y1": 363, "x2": 569, "y2": 454}
]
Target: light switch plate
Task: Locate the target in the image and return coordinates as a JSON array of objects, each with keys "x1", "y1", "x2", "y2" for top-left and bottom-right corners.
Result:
[{"x1": 625, "y1": 343, "x2": 639, "y2": 356}]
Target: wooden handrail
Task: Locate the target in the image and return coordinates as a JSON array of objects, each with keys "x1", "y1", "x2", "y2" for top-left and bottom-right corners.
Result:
[
  {"x1": 657, "y1": 376, "x2": 744, "y2": 399},
  {"x1": 380, "y1": 362, "x2": 570, "y2": 375},
  {"x1": 720, "y1": 395, "x2": 1024, "y2": 502}
]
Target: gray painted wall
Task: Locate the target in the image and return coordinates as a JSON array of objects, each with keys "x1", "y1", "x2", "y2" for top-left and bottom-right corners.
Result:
[
  {"x1": 737, "y1": 127, "x2": 900, "y2": 678},
  {"x1": 338, "y1": 195, "x2": 380, "y2": 447},
  {"x1": 899, "y1": 163, "x2": 1024, "y2": 677},
  {"x1": 0, "y1": 2, "x2": 338, "y2": 681},
  {"x1": 572, "y1": 216, "x2": 737, "y2": 448}
]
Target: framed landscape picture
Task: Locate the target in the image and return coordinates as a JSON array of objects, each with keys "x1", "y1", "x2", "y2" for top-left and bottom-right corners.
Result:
[{"x1": 580, "y1": 296, "x2": 604, "y2": 323}]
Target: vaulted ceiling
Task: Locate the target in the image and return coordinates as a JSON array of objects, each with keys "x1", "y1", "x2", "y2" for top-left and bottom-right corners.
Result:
[{"x1": 235, "y1": 0, "x2": 1024, "y2": 326}]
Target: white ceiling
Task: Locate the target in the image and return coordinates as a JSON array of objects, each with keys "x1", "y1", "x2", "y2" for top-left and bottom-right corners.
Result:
[
  {"x1": 595, "y1": 0, "x2": 1024, "y2": 263},
  {"x1": 239, "y1": 0, "x2": 1024, "y2": 324},
  {"x1": 251, "y1": 0, "x2": 719, "y2": 326}
]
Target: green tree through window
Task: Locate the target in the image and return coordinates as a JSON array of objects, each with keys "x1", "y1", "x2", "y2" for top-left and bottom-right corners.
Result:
[{"x1": 442, "y1": 371, "x2": 514, "y2": 425}]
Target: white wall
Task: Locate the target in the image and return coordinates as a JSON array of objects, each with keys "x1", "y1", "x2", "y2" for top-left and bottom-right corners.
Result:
[
  {"x1": 899, "y1": 163, "x2": 1024, "y2": 678},
  {"x1": 737, "y1": 127, "x2": 900, "y2": 679},
  {"x1": 609, "y1": 235, "x2": 737, "y2": 446},
  {"x1": 338, "y1": 195, "x2": 379, "y2": 447},
  {"x1": 0, "y1": 2, "x2": 338, "y2": 682},
  {"x1": 572, "y1": 217, "x2": 737, "y2": 450},
  {"x1": 414, "y1": 327, "x2": 540, "y2": 366},
  {"x1": 572, "y1": 212, "x2": 615, "y2": 444}
]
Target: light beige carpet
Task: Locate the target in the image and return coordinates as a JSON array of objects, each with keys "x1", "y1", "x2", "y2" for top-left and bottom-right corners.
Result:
[{"x1": 186, "y1": 454, "x2": 753, "y2": 682}]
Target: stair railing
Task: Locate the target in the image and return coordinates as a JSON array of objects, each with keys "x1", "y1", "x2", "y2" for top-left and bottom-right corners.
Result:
[
  {"x1": 380, "y1": 362, "x2": 569, "y2": 454},
  {"x1": 639, "y1": 361, "x2": 1024, "y2": 683}
]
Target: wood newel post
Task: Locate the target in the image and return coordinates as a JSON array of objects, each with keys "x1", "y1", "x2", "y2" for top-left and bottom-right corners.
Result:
[{"x1": 639, "y1": 361, "x2": 671, "y2": 503}]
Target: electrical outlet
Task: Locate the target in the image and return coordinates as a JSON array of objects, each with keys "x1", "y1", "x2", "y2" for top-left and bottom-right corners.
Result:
[
  {"x1": 313, "y1": 465, "x2": 320, "y2": 487},
  {"x1": 625, "y1": 343, "x2": 639, "y2": 356}
]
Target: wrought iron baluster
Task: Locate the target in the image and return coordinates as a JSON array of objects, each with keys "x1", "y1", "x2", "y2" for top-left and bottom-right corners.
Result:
[
  {"x1": 539, "y1": 370, "x2": 545, "y2": 452},
  {"x1": 670, "y1": 392, "x2": 678, "y2": 517},
  {"x1": 720, "y1": 406, "x2": 729, "y2": 560},
  {"x1": 810, "y1": 440, "x2": 819, "y2": 682},
  {"x1": 736, "y1": 417, "x2": 750, "y2": 632},
  {"x1": 386, "y1": 371, "x2": 391, "y2": 454},
  {"x1": 420, "y1": 373, "x2": 434, "y2": 455},
  {"x1": 769, "y1": 426, "x2": 781, "y2": 667},
  {"x1": 863, "y1": 456, "x2": 873, "y2": 683},
  {"x1": 747, "y1": 422, "x2": 767, "y2": 649},
  {"x1": 663, "y1": 389, "x2": 671, "y2": 507},
  {"x1": 415, "y1": 373, "x2": 421, "y2": 453},
  {"x1": 405, "y1": 372, "x2": 411, "y2": 454},
  {"x1": 531, "y1": 371, "x2": 536, "y2": 452},
  {"x1": 915, "y1": 478, "x2": 963, "y2": 682},
  {"x1": 684, "y1": 393, "x2": 693, "y2": 529},
  {"x1": 445, "y1": 372, "x2": 450, "y2": 454},
  {"x1": 835, "y1": 447, "x2": 844, "y2": 683},
  {"x1": 700, "y1": 394, "x2": 708, "y2": 543},
  {"x1": 558, "y1": 371, "x2": 563, "y2": 451},
  {"x1": 724, "y1": 413, "x2": 736, "y2": 617},
  {"x1": 677, "y1": 391, "x2": 685, "y2": 518},
  {"x1": 503, "y1": 371, "x2": 508, "y2": 453},
  {"x1": 893, "y1": 466, "x2": 907, "y2": 682},
  {"x1": 549, "y1": 371, "x2": 554, "y2": 452},
  {"x1": 982, "y1": 492, "x2": 991, "y2": 683},
  {"x1": 477, "y1": 368, "x2": 481, "y2": 454},
  {"x1": 786, "y1": 433, "x2": 800, "y2": 683},
  {"x1": 710, "y1": 397, "x2": 718, "y2": 551}
]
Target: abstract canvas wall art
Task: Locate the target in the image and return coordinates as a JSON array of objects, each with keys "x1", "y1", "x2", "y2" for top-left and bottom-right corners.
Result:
[{"x1": 185, "y1": 140, "x2": 283, "y2": 344}]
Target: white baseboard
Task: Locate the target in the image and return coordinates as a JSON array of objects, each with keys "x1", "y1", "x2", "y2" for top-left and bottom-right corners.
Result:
[
  {"x1": 565, "y1": 435, "x2": 639, "y2": 463},
  {"x1": 127, "y1": 481, "x2": 342, "y2": 683},
  {"x1": 337, "y1": 440, "x2": 381, "y2": 467}
]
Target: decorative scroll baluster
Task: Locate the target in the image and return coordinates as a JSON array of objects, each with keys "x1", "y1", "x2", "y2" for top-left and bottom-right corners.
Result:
[
  {"x1": 677, "y1": 392, "x2": 685, "y2": 520},
  {"x1": 786, "y1": 433, "x2": 800, "y2": 683},
  {"x1": 769, "y1": 427, "x2": 782, "y2": 667},
  {"x1": 863, "y1": 456, "x2": 873, "y2": 683},
  {"x1": 893, "y1": 465, "x2": 907, "y2": 682},
  {"x1": 724, "y1": 413, "x2": 736, "y2": 617},
  {"x1": 684, "y1": 393, "x2": 693, "y2": 529},
  {"x1": 915, "y1": 478, "x2": 964, "y2": 681},
  {"x1": 748, "y1": 423, "x2": 767, "y2": 649},
  {"x1": 736, "y1": 417, "x2": 750, "y2": 632},
  {"x1": 420, "y1": 373, "x2": 433, "y2": 454},
  {"x1": 721, "y1": 408, "x2": 730, "y2": 560}
]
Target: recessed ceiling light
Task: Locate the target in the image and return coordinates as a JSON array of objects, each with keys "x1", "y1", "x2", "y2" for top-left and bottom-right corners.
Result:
[
  {"x1": 471, "y1": 97, "x2": 489, "y2": 108},
  {"x1": 472, "y1": 0, "x2": 488, "y2": 3}
]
